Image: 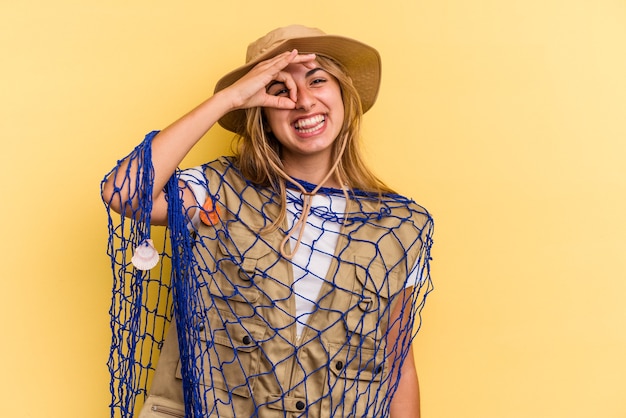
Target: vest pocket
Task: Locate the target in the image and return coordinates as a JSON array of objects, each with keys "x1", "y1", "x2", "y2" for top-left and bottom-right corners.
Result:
[
  {"x1": 323, "y1": 342, "x2": 386, "y2": 418},
  {"x1": 345, "y1": 258, "x2": 393, "y2": 346},
  {"x1": 205, "y1": 260, "x2": 261, "y2": 319},
  {"x1": 217, "y1": 222, "x2": 271, "y2": 261},
  {"x1": 203, "y1": 223, "x2": 271, "y2": 318},
  {"x1": 198, "y1": 315, "x2": 266, "y2": 398},
  {"x1": 179, "y1": 314, "x2": 266, "y2": 417}
]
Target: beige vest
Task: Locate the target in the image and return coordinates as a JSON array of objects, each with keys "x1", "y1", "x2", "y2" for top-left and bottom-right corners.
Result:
[{"x1": 143, "y1": 158, "x2": 431, "y2": 418}]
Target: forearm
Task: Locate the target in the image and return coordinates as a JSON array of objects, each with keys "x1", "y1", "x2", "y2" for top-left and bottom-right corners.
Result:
[
  {"x1": 386, "y1": 288, "x2": 421, "y2": 418},
  {"x1": 148, "y1": 90, "x2": 235, "y2": 192},
  {"x1": 389, "y1": 347, "x2": 421, "y2": 418}
]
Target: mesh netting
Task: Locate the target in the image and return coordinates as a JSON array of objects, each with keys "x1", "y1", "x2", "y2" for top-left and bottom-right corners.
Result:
[{"x1": 102, "y1": 131, "x2": 434, "y2": 417}]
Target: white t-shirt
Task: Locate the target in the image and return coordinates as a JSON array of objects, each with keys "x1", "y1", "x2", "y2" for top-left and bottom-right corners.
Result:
[{"x1": 180, "y1": 166, "x2": 421, "y2": 336}]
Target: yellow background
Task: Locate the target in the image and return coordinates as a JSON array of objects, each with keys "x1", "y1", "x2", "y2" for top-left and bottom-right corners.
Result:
[{"x1": 1, "y1": 0, "x2": 625, "y2": 417}]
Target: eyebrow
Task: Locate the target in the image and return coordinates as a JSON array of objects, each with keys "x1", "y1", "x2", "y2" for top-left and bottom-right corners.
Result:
[{"x1": 306, "y1": 67, "x2": 324, "y2": 78}]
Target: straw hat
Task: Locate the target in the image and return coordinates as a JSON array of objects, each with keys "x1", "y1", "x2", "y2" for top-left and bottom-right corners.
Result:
[{"x1": 214, "y1": 25, "x2": 382, "y2": 134}]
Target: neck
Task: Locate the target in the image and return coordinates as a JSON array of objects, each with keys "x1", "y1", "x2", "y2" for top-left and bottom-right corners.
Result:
[{"x1": 282, "y1": 157, "x2": 341, "y2": 188}]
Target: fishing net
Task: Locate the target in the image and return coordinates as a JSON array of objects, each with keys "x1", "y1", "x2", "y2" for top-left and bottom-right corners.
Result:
[{"x1": 102, "y1": 131, "x2": 434, "y2": 417}]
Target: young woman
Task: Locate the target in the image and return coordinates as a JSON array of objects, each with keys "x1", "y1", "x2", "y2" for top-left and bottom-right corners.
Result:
[{"x1": 102, "y1": 25, "x2": 433, "y2": 418}]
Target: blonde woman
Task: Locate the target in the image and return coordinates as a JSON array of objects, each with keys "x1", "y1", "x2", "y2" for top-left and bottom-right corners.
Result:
[{"x1": 102, "y1": 25, "x2": 433, "y2": 418}]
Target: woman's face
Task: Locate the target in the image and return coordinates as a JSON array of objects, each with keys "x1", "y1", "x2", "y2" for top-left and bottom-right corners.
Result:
[{"x1": 264, "y1": 61, "x2": 345, "y2": 173}]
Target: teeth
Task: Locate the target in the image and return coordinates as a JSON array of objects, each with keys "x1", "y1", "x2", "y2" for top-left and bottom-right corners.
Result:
[{"x1": 294, "y1": 115, "x2": 325, "y2": 132}]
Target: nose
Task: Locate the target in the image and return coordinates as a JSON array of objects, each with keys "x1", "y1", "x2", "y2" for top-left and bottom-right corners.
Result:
[{"x1": 295, "y1": 87, "x2": 316, "y2": 111}]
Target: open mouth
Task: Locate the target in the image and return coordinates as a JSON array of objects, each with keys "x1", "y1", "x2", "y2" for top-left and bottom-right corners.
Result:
[{"x1": 294, "y1": 115, "x2": 325, "y2": 134}]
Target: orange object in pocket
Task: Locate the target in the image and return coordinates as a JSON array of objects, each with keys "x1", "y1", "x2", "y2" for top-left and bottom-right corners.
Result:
[{"x1": 200, "y1": 197, "x2": 221, "y2": 226}]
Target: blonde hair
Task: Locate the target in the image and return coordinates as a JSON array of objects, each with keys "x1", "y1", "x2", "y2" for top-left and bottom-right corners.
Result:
[{"x1": 233, "y1": 55, "x2": 394, "y2": 231}]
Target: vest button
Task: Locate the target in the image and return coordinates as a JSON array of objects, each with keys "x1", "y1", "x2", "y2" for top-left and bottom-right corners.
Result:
[
  {"x1": 335, "y1": 361, "x2": 344, "y2": 370},
  {"x1": 295, "y1": 401, "x2": 305, "y2": 410},
  {"x1": 242, "y1": 335, "x2": 251, "y2": 345}
]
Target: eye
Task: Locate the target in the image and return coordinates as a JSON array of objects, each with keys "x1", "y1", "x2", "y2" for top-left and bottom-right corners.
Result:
[
  {"x1": 273, "y1": 87, "x2": 290, "y2": 97},
  {"x1": 267, "y1": 82, "x2": 289, "y2": 97},
  {"x1": 311, "y1": 78, "x2": 327, "y2": 86}
]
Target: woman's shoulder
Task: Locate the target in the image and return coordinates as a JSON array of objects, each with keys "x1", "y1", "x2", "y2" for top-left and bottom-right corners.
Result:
[
  {"x1": 190, "y1": 156, "x2": 242, "y2": 181},
  {"x1": 178, "y1": 156, "x2": 241, "y2": 197},
  {"x1": 199, "y1": 155, "x2": 237, "y2": 171},
  {"x1": 191, "y1": 156, "x2": 273, "y2": 199},
  {"x1": 352, "y1": 189, "x2": 431, "y2": 217}
]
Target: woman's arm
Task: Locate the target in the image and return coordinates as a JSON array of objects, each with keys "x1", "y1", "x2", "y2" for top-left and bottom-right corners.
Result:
[
  {"x1": 386, "y1": 287, "x2": 421, "y2": 418},
  {"x1": 100, "y1": 91, "x2": 235, "y2": 225},
  {"x1": 389, "y1": 344, "x2": 420, "y2": 418},
  {"x1": 101, "y1": 50, "x2": 315, "y2": 225}
]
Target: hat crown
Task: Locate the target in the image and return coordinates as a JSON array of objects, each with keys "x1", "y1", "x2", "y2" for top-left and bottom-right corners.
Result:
[{"x1": 246, "y1": 25, "x2": 326, "y2": 63}]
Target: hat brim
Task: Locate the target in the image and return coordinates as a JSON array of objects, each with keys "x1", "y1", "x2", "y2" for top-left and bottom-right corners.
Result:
[{"x1": 214, "y1": 35, "x2": 381, "y2": 134}]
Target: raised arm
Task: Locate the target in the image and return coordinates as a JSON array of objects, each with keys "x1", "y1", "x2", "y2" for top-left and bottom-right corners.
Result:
[{"x1": 101, "y1": 50, "x2": 316, "y2": 225}]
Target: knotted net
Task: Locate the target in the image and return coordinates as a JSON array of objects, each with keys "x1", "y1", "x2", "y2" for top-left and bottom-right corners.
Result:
[{"x1": 102, "y1": 131, "x2": 434, "y2": 417}]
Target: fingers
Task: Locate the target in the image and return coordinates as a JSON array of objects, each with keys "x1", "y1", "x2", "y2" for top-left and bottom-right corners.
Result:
[
  {"x1": 261, "y1": 50, "x2": 316, "y2": 104},
  {"x1": 263, "y1": 95, "x2": 298, "y2": 110},
  {"x1": 258, "y1": 50, "x2": 316, "y2": 78},
  {"x1": 270, "y1": 69, "x2": 298, "y2": 103},
  {"x1": 266, "y1": 49, "x2": 316, "y2": 67},
  {"x1": 225, "y1": 50, "x2": 317, "y2": 111},
  {"x1": 289, "y1": 50, "x2": 317, "y2": 65}
]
